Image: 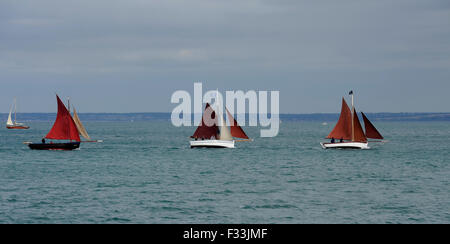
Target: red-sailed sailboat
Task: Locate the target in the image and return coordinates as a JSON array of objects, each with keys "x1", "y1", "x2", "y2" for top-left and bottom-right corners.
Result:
[
  {"x1": 190, "y1": 101, "x2": 250, "y2": 149},
  {"x1": 28, "y1": 95, "x2": 81, "y2": 150},
  {"x1": 320, "y1": 91, "x2": 384, "y2": 149}
]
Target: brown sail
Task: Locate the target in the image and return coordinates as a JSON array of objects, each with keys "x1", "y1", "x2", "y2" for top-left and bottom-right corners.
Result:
[
  {"x1": 72, "y1": 107, "x2": 91, "y2": 141},
  {"x1": 327, "y1": 98, "x2": 352, "y2": 140},
  {"x1": 226, "y1": 108, "x2": 249, "y2": 139},
  {"x1": 352, "y1": 108, "x2": 367, "y2": 142},
  {"x1": 361, "y1": 112, "x2": 383, "y2": 139},
  {"x1": 191, "y1": 103, "x2": 219, "y2": 140}
]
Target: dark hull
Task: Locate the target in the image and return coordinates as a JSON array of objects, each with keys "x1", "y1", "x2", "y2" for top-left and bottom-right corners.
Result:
[
  {"x1": 7, "y1": 126, "x2": 30, "y2": 129},
  {"x1": 28, "y1": 142, "x2": 80, "y2": 150}
]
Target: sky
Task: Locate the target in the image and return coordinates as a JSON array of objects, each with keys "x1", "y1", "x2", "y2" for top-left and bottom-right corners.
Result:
[{"x1": 1, "y1": 0, "x2": 449, "y2": 113}]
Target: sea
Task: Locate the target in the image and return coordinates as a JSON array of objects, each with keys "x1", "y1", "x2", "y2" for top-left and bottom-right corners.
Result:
[{"x1": 0, "y1": 113, "x2": 449, "y2": 223}]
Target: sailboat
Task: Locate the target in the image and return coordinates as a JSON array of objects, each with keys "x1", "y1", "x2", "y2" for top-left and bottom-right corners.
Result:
[
  {"x1": 28, "y1": 95, "x2": 82, "y2": 150},
  {"x1": 190, "y1": 100, "x2": 250, "y2": 149},
  {"x1": 6, "y1": 98, "x2": 29, "y2": 129},
  {"x1": 320, "y1": 91, "x2": 384, "y2": 149}
]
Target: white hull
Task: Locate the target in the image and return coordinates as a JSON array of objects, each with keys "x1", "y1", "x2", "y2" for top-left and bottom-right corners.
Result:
[
  {"x1": 190, "y1": 140, "x2": 235, "y2": 148},
  {"x1": 320, "y1": 142, "x2": 370, "y2": 149}
]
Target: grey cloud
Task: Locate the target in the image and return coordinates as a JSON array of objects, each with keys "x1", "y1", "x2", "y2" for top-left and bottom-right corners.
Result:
[{"x1": 0, "y1": 0, "x2": 449, "y2": 112}]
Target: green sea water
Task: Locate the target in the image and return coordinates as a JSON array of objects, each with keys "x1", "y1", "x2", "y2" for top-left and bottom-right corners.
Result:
[{"x1": 0, "y1": 121, "x2": 449, "y2": 223}]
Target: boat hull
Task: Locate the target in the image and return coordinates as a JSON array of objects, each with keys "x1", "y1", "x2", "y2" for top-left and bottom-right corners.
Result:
[
  {"x1": 320, "y1": 142, "x2": 369, "y2": 149},
  {"x1": 7, "y1": 125, "x2": 30, "y2": 129},
  {"x1": 28, "y1": 142, "x2": 80, "y2": 150},
  {"x1": 190, "y1": 140, "x2": 235, "y2": 148}
]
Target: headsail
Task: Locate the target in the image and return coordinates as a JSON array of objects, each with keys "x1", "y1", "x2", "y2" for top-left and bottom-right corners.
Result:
[
  {"x1": 226, "y1": 108, "x2": 249, "y2": 139},
  {"x1": 352, "y1": 108, "x2": 367, "y2": 142},
  {"x1": 327, "y1": 98, "x2": 352, "y2": 140},
  {"x1": 191, "y1": 103, "x2": 219, "y2": 140},
  {"x1": 72, "y1": 107, "x2": 91, "y2": 140},
  {"x1": 361, "y1": 112, "x2": 383, "y2": 139},
  {"x1": 45, "y1": 95, "x2": 81, "y2": 142}
]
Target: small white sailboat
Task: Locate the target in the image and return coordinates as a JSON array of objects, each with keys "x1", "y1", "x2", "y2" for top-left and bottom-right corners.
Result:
[
  {"x1": 320, "y1": 91, "x2": 384, "y2": 150},
  {"x1": 190, "y1": 95, "x2": 250, "y2": 149},
  {"x1": 6, "y1": 98, "x2": 29, "y2": 129}
]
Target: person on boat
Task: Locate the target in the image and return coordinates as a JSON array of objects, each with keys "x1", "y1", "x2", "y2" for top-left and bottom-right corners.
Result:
[
  {"x1": 42, "y1": 138, "x2": 46, "y2": 144},
  {"x1": 331, "y1": 137, "x2": 335, "y2": 143},
  {"x1": 340, "y1": 138, "x2": 344, "y2": 143}
]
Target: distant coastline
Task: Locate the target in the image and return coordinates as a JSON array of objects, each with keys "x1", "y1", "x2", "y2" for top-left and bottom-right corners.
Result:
[{"x1": 1, "y1": 113, "x2": 450, "y2": 122}]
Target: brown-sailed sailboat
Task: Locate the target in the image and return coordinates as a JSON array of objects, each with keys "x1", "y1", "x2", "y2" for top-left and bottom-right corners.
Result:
[
  {"x1": 320, "y1": 91, "x2": 384, "y2": 149},
  {"x1": 190, "y1": 100, "x2": 250, "y2": 149}
]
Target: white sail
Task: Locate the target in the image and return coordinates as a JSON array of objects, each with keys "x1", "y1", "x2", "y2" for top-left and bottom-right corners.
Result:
[
  {"x1": 215, "y1": 90, "x2": 233, "y2": 141},
  {"x1": 72, "y1": 107, "x2": 91, "y2": 140},
  {"x1": 6, "y1": 107, "x2": 13, "y2": 126},
  {"x1": 219, "y1": 111, "x2": 233, "y2": 141}
]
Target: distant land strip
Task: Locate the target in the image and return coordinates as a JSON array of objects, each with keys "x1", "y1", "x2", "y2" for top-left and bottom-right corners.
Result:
[{"x1": 1, "y1": 113, "x2": 450, "y2": 122}]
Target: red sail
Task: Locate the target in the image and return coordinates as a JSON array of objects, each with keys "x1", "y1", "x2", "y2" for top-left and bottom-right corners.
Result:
[
  {"x1": 361, "y1": 112, "x2": 384, "y2": 139},
  {"x1": 352, "y1": 108, "x2": 367, "y2": 142},
  {"x1": 327, "y1": 98, "x2": 352, "y2": 140},
  {"x1": 45, "y1": 95, "x2": 81, "y2": 142},
  {"x1": 191, "y1": 103, "x2": 219, "y2": 139},
  {"x1": 226, "y1": 108, "x2": 249, "y2": 139}
]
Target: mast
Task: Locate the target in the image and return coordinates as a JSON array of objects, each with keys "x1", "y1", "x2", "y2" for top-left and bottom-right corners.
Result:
[
  {"x1": 14, "y1": 97, "x2": 17, "y2": 124},
  {"x1": 350, "y1": 91, "x2": 355, "y2": 141},
  {"x1": 67, "y1": 97, "x2": 71, "y2": 113},
  {"x1": 67, "y1": 97, "x2": 72, "y2": 140}
]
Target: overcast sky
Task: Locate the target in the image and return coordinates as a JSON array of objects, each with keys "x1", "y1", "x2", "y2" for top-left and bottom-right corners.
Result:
[{"x1": 1, "y1": 0, "x2": 449, "y2": 113}]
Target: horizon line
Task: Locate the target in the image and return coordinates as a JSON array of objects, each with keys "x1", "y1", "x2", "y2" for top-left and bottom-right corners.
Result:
[{"x1": 1, "y1": 112, "x2": 450, "y2": 115}]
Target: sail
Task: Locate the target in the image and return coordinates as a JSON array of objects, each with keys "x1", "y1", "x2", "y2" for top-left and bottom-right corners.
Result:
[
  {"x1": 45, "y1": 95, "x2": 81, "y2": 142},
  {"x1": 218, "y1": 109, "x2": 233, "y2": 141},
  {"x1": 191, "y1": 103, "x2": 219, "y2": 140},
  {"x1": 72, "y1": 107, "x2": 91, "y2": 140},
  {"x1": 361, "y1": 112, "x2": 383, "y2": 139},
  {"x1": 6, "y1": 107, "x2": 13, "y2": 126},
  {"x1": 352, "y1": 108, "x2": 367, "y2": 142},
  {"x1": 327, "y1": 98, "x2": 352, "y2": 140},
  {"x1": 226, "y1": 108, "x2": 249, "y2": 139}
]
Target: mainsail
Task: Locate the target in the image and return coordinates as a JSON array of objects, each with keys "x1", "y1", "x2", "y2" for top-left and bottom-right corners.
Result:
[
  {"x1": 226, "y1": 108, "x2": 249, "y2": 139},
  {"x1": 6, "y1": 107, "x2": 13, "y2": 126},
  {"x1": 327, "y1": 98, "x2": 368, "y2": 142},
  {"x1": 191, "y1": 103, "x2": 219, "y2": 140},
  {"x1": 361, "y1": 112, "x2": 384, "y2": 140},
  {"x1": 327, "y1": 98, "x2": 352, "y2": 140},
  {"x1": 45, "y1": 95, "x2": 81, "y2": 142},
  {"x1": 72, "y1": 107, "x2": 91, "y2": 140}
]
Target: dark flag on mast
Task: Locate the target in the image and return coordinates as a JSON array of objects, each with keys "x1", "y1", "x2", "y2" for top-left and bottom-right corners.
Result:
[{"x1": 349, "y1": 90, "x2": 353, "y2": 95}]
